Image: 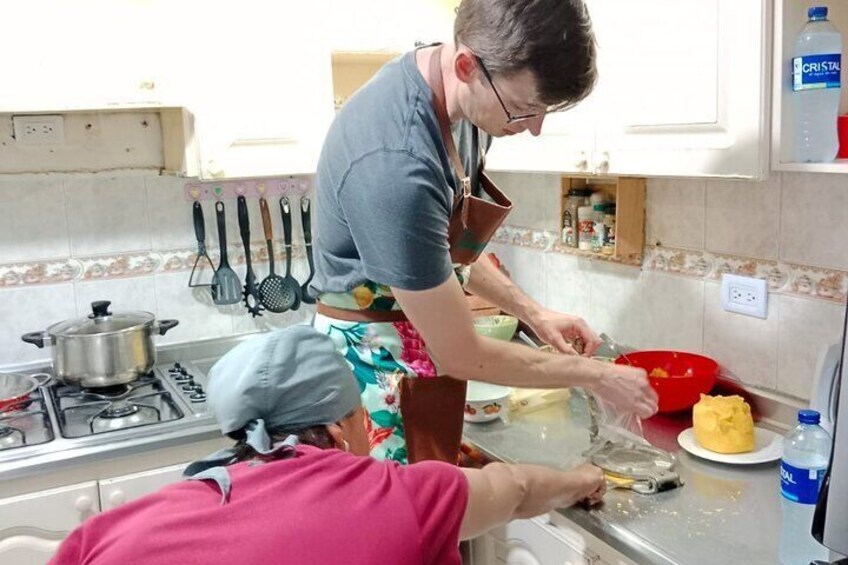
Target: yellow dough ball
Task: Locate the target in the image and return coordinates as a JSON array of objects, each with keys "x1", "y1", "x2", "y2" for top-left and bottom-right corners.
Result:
[{"x1": 693, "y1": 394, "x2": 755, "y2": 454}]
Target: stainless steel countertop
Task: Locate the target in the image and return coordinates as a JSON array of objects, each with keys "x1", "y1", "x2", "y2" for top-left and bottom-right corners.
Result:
[{"x1": 463, "y1": 392, "x2": 784, "y2": 565}]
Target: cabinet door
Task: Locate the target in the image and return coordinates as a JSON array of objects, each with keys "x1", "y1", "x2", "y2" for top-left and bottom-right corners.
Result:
[
  {"x1": 0, "y1": 2, "x2": 164, "y2": 111},
  {"x1": 98, "y1": 463, "x2": 188, "y2": 511},
  {"x1": 485, "y1": 102, "x2": 599, "y2": 175},
  {"x1": 185, "y1": 2, "x2": 336, "y2": 178},
  {"x1": 0, "y1": 481, "x2": 99, "y2": 565},
  {"x1": 590, "y1": 0, "x2": 769, "y2": 179}
]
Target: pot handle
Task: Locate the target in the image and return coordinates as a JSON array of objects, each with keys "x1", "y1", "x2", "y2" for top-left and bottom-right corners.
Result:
[
  {"x1": 30, "y1": 372, "x2": 52, "y2": 387},
  {"x1": 21, "y1": 332, "x2": 49, "y2": 349},
  {"x1": 154, "y1": 320, "x2": 179, "y2": 336}
]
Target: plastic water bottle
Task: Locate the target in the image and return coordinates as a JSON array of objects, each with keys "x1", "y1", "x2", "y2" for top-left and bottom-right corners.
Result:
[
  {"x1": 793, "y1": 6, "x2": 842, "y2": 162},
  {"x1": 779, "y1": 409, "x2": 832, "y2": 565}
]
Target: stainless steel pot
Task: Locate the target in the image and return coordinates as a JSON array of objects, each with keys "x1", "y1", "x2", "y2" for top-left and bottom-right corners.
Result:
[{"x1": 21, "y1": 301, "x2": 179, "y2": 388}]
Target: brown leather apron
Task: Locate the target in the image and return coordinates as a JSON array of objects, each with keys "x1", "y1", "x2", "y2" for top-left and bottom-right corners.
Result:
[{"x1": 317, "y1": 46, "x2": 512, "y2": 464}]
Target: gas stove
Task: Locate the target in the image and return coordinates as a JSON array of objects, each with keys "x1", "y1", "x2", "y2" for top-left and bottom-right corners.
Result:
[{"x1": 0, "y1": 334, "x2": 253, "y2": 480}]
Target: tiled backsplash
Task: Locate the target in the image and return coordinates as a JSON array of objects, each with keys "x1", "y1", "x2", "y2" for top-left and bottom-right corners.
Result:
[
  {"x1": 0, "y1": 173, "x2": 314, "y2": 368},
  {"x1": 2, "y1": 169, "x2": 846, "y2": 403},
  {"x1": 489, "y1": 171, "x2": 848, "y2": 402}
]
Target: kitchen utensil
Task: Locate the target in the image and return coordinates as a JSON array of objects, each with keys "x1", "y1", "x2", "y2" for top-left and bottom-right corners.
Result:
[
  {"x1": 0, "y1": 372, "x2": 51, "y2": 411},
  {"x1": 258, "y1": 197, "x2": 290, "y2": 313},
  {"x1": 279, "y1": 197, "x2": 302, "y2": 311},
  {"x1": 188, "y1": 202, "x2": 215, "y2": 291},
  {"x1": 237, "y1": 196, "x2": 264, "y2": 317},
  {"x1": 464, "y1": 381, "x2": 512, "y2": 423},
  {"x1": 677, "y1": 427, "x2": 782, "y2": 465},
  {"x1": 587, "y1": 439, "x2": 683, "y2": 494},
  {"x1": 473, "y1": 315, "x2": 518, "y2": 341},
  {"x1": 299, "y1": 196, "x2": 316, "y2": 304},
  {"x1": 614, "y1": 350, "x2": 718, "y2": 413},
  {"x1": 21, "y1": 300, "x2": 179, "y2": 388},
  {"x1": 211, "y1": 201, "x2": 242, "y2": 306},
  {"x1": 599, "y1": 333, "x2": 635, "y2": 366}
]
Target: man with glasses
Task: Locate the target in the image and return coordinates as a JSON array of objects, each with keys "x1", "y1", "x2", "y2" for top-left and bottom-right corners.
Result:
[{"x1": 310, "y1": 0, "x2": 658, "y2": 466}]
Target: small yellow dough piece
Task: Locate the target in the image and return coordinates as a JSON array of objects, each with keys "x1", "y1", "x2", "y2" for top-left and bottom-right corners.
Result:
[{"x1": 693, "y1": 394, "x2": 755, "y2": 454}]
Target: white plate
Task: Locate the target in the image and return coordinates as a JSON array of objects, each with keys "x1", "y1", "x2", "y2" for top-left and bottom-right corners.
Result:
[{"x1": 677, "y1": 427, "x2": 783, "y2": 465}]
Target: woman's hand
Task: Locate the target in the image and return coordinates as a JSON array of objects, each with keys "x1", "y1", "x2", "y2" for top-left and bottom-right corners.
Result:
[{"x1": 528, "y1": 309, "x2": 602, "y2": 357}]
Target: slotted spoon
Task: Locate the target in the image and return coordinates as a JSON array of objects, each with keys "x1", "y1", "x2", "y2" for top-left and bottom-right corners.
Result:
[
  {"x1": 237, "y1": 196, "x2": 264, "y2": 317},
  {"x1": 258, "y1": 197, "x2": 291, "y2": 313}
]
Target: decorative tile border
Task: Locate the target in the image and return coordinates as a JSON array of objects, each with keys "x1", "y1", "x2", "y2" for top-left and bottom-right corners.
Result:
[
  {"x1": 0, "y1": 242, "x2": 306, "y2": 288},
  {"x1": 4, "y1": 223, "x2": 846, "y2": 305},
  {"x1": 494, "y1": 225, "x2": 848, "y2": 305}
]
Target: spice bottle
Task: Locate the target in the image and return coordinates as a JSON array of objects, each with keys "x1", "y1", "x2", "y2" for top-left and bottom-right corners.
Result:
[
  {"x1": 577, "y1": 205, "x2": 595, "y2": 251},
  {"x1": 562, "y1": 189, "x2": 591, "y2": 247}
]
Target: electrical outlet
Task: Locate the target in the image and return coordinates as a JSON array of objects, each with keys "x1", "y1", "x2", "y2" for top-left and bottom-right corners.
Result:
[
  {"x1": 12, "y1": 115, "x2": 64, "y2": 145},
  {"x1": 721, "y1": 273, "x2": 768, "y2": 319}
]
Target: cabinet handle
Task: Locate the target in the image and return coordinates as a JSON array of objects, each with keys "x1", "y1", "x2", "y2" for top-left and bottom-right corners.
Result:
[
  {"x1": 575, "y1": 152, "x2": 588, "y2": 172},
  {"x1": 75, "y1": 495, "x2": 94, "y2": 513},
  {"x1": 593, "y1": 152, "x2": 610, "y2": 175},
  {"x1": 109, "y1": 490, "x2": 126, "y2": 507}
]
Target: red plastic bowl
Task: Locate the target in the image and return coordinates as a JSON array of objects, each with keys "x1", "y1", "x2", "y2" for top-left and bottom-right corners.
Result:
[{"x1": 614, "y1": 350, "x2": 718, "y2": 413}]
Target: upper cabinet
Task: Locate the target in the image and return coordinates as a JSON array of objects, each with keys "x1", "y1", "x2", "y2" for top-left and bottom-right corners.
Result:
[
  {"x1": 772, "y1": 0, "x2": 848, "y2": 174},
  {"x1": 487, "y1": 0, "x2": 771, "y2": 179}
]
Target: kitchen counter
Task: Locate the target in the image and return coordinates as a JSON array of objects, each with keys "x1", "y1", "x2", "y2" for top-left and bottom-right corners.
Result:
[{"x1": 463, "y1": 392, "x2": 784, "y2": 565}]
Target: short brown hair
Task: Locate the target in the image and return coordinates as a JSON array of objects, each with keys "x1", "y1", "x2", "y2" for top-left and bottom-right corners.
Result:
[{"x1": 454, "y1": 0, "x2": 597, "y2": 109}]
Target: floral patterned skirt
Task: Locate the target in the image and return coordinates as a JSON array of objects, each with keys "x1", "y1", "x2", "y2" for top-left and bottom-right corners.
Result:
[{"x1": 313, "y1": 279, "x2": 458, "y2": 464}]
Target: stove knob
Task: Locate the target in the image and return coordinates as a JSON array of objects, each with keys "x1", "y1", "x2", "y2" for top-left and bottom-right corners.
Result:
[
  {"x1": 190, "y1": 392, "x2": 207, "y2": 403},
  {"x1": 174, "y1": 372, "x2": 192, "y2": 382},
  {"x1": 181, "y1": 382, "x2": 200, "y2": 392},
  {"x1": 168, "y1": 362, "x2": 182, "y2": 374}
]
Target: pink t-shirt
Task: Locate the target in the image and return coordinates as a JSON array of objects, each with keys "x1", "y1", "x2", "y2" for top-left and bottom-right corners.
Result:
[{"x1": 50, "y1": 445, "x2": 468, "y2": 565}]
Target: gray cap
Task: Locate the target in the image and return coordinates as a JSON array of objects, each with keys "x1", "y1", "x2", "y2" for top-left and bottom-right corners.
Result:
[{"x1": 207, "y1": 325, "x2": 361, "y2": 435}]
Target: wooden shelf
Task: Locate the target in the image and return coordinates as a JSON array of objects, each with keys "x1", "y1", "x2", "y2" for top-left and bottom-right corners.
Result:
[
  {"x1": 558, "y1": 175, "x2": 646, "y2": 266},
  {"x1": 773, "y1": 160, "x2": 848, "y2": 174}
]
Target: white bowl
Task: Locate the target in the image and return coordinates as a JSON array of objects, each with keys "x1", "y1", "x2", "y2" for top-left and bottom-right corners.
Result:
[{"x1": 464, "y1": 381, "x2": 512, "y2": 423}]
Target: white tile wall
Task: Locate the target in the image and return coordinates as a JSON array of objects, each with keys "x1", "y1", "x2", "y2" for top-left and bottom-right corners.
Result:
[
  {"x1": 645, "y1": 178, "x2": 706, "y2": 250},
  {"x1": 488, "y1": 172, "x2": 560, "y2": 231},
  {"x1": 487, "y1": 243, "x2": 546, "y2": 305},
  {"x1": 74, "y1": 276, "x2": 157, "y2": 318},
  {"x1": 706, "y1": 176, "x2": 781, "y2": 260},
  {"x1": 543, "y1": 252, "x2": 592, "y2": 323},
  {"x1": 696, "y1": 282, "x2": 778, "y2": 389},
  {"x1": 66, "y1": 175, "x2": 151, "y2": 256},
  {"x1": 0, "y1": 177, "x2": 69, "y2": 262},
  {"x1": 780, "y1": 172, "x2": 848, "y2": 270},
  {"x1": 777, "y1": 294, "x2": 846, "y2": 399},
  {"x1": 153, "y1": 271, "x2": 235, "y2": 345},
  {"x1": 0, "y1": 283, "x2": 77, "y2": 367},
  {"x1": 638, "y1": 271, "x2": 705, "y2": 353}
]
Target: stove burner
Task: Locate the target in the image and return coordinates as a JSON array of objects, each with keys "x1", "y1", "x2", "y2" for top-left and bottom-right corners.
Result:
[{"x1": 53, "y1": 375, "x2": 182, "y2": 437}]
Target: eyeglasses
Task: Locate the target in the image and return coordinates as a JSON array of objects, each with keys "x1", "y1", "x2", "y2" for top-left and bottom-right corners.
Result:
[{"x1": 475, "y1": 56, "x2": 571, "y2": 124}]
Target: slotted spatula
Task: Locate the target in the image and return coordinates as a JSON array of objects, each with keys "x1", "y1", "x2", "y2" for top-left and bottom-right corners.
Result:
[
  {"x1": 279, "y1": 197, "x2": 302, "y2": 311},
  {"x1": 211, "y1": 201, "x2": 242, "y2": 306},
  {"x1": 258, "y1": 197, "x2": 291, "y2": 313}
]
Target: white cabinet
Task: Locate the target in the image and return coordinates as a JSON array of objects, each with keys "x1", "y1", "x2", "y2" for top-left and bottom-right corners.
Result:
[
  {"x1": 470, "y1": 515, "x2": 637, "y2": 565},
  {"x1": 486, "y1": 0, "x2": 770, "y2": 179},
  {"x1": 98, "y1": 463, "x2": 188, "y2": 511},
  {"x1": 0, "y1": 481, "x2": 99, "y2": 565}
]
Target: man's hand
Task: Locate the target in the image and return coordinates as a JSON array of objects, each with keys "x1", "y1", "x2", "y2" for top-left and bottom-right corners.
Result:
[
  {"x1": 528, "y1": 309, "x2": 602, "y2": 357},
  {"x1": 594, "y1": 364, "x2": 658, "y2": 419}
]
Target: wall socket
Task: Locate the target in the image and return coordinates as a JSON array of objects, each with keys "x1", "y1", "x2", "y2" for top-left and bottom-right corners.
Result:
[
  {"x1": 721, "y1": 273, "x2": 768, "y2": 319},
  {"x1": 12, "y1": 115, "x2": 64, "y2": 145}
]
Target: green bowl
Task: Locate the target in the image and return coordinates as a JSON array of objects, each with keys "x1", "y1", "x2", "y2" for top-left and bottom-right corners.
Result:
[{"x1": 473, "y1": 315, "x2": 519, "y2": 341}]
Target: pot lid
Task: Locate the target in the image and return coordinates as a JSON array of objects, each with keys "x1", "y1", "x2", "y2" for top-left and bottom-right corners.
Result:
[{"x1": 48, "y1": 301, "x2": 155, "y2": 337}]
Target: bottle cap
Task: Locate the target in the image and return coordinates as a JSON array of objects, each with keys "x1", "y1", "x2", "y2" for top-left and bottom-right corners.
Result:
[
  {"x1": 593, "y1": 204, "x2": 606, "y2": 211},
  {"x1": 798, "y1": 409, "x2": 821, "y2": 425},
  {"x1": 809, "y1": 6, "x2": 828, "y2": 19}
]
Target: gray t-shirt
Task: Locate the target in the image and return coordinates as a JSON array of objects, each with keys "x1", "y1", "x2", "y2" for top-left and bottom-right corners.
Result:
[{"x1": 310, "y1": 49, "x2": 488, "y2": 295}]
